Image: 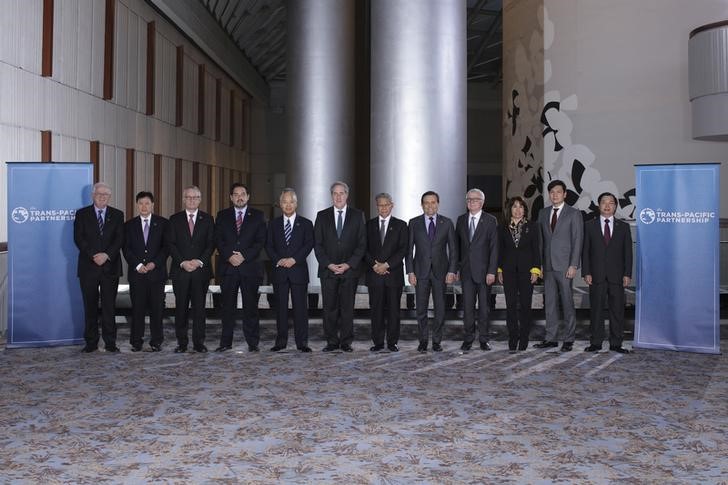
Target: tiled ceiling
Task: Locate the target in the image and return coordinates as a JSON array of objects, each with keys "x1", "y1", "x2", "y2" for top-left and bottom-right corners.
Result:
[{"x1": 197, "y1": 0, "x2": 502, "y2": 85}]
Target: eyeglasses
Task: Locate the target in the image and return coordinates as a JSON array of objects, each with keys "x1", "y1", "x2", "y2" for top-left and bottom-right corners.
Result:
[
  {"x1": 94, "y1": 192, "x2": 111, "y2": 197},
  {"x1": 466, "y1": 198, "x2": 483, "y2": 203},
  {"x1": 184, "y1": 195, "x2": 201, "y2": 200}
]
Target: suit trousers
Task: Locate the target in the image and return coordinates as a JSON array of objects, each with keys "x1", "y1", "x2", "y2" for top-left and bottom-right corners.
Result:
[
  {"x1": 321, "y1": 276, "x2": 357, "y2": 347},
  {"x1": 129, "y1": 277, "x2": 165, "y2": 347},
  {"x1": 544, "y1": 270, "x2": 576, "y2": 342},
  {"x1": 415, "y1": 272, "x2": 446, "y2": 344},
  {"x1": 173, "y1": 271, "x2": 209, "y2": 348},
  {"x1": 368, "y1": 284, "x2": 403, "y2": 346},
  {"x1": 589, "y1": 281, "x2": 626, "y2": 347},
  {"x1": 220, "y1": 272, "x2": 260, "y2": 347},
  {"x1": 80, "y1": 273, "x2": 119, "y2": 347},
  {"x1": 502, "y1": 270, "x2": 534, "y2": 350},
  {"x1": 461, "y1": 275, "x2": 491, "y2": 344},
  {"x1": 273, "y1": 280, "x2": 309, "y2": 348}
]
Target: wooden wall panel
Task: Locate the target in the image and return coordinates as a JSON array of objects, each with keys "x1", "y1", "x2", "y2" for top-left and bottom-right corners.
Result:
[
  {"x1": 175, "y1": 45, "x2": 183, "y2": 127},
  {"x1": 175, "y1": 158, "x2": 183, "y2": 213},
  {"x1": 42, "y1": 0, "x2": 53, "y2": 76},
  {"x1": 197, "y1": 64, "x2": 205, "y2": 135},
  {"x1": 126, "y1": 148, "x2": 135, "y2": 217},
  {"x1": 145, "y1": 21, "x2": 155, "y2": 115},
  {"x1": 153, "y1": 154, "x2": 162, "y2": 215}
]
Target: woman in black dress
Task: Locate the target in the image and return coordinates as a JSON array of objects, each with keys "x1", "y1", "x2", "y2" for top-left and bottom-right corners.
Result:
[{"x1": 497, "y1": 197, "x2": 541, "y2": 352}]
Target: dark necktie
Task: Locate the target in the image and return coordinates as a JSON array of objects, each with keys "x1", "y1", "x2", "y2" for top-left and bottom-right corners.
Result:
[
  {"x1": 604, "y1": 218, "x2": 611, "y2": 245},
  {"x1": 336, "y1": 210, "x2": 343, "y2": 238},
  {"x1": 284, "y1": 218, "x2": 292, "y2": 245},
  {"x1": 428, "y1": 217, "x2": 435, "y2": 241},
  {"x1": 469, "y1": 216, "x2": 476, "y2": 242},
  {"x1": 236, "y1": 210, "x2": 243, "y2": 234},
  {"x1": 380, "y1": 219, "x2": 386, "y2": 245},
  {"x1": 550, "y1": 207, "x2": 559, "y2": 231},
  {"x1": 97, "y1": 210, "x2": 104, "y2": 235},
  {"x1": 143, "y1": 219, "x2": 149, "y2": 244}
]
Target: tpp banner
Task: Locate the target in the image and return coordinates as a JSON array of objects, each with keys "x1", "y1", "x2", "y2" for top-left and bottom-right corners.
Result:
[
  {"x1": 635, "y1": 163, "x2": 720, "y2": 354},
  {"x1": 7, "y1": 162, "x2": 93, "y2": 347}
]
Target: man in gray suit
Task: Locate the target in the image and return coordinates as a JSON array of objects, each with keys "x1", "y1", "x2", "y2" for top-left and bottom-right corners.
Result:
[
  {"x1": 535, "y1": 179, "x2": 584, "y2": 352},
  {"x1": 406, "y1": 191, "x2": 457, "y2": 352},
  {"x1": 455, "y1": 189, "x2": 498, "y2": 351}
]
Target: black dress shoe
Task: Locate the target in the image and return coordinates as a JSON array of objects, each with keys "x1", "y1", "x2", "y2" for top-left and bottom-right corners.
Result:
[
  {"x1": 248, "y1": 345, "x2": 260, "y2": 352},
  {"x1": 130, "y1": 345, "x2": 143, "y2": 352},
  {"x1": 518, "y1": 344, "x2": 529, "y2": 351},
  {"x1": 215, "y1": 345, "x2": 232, "y2": 352},
  {"x1": 534, "y1": 341, "x2": 558, "y2": 349},
  {"x1": 105, "y1": 346, "x2": 121, "y2": 353},
  {"x1": 417, "y1": 341, "x2": 428, "y2": 352},
  {"x1": 298, "y1": 346, "x2": 313, "y2": 353},
  {"x1": 370, "y1": 344, "x2": 384, "y2": 352},
  {"x1": 322, "y1": 344, "x2": 338, "y2": 352},
  {"x1": 174, "y1": 346, "x2": 187, "y2": 353},
  {"x1": 610, "y1": 346, "x2": 630, "y2": 354},
  {"x1": 270, "y1": 345, "x2": 285, "y2": 352},
  {"x1": 480, "y1": 342, "x2": 492, "y2": 351},
  {"x1": 432, "y1": 343, "x2": 443, "y2": 352},
  {"x1": 387, "y1": 344, "x2": 399, "y2": 352},
  {"x1": 560, "y1": 342, "x2": 573, "y2": 352},
  {"x1": 460, "y1": 342, "x2": 472, "y2": 351},
  {"x1": 341, "y1": 345, "x2": 354, "y2": 352},
  {"x1": 193, "y1": 345, "x2": 208, "y2": 353},
  {"x1": 584, "y1": 344, "x2": 602, "y2": 352},
  {"x1": 149, "y1": 344, "x2": 162, "y2": 352},
  {"x1": 81, "y1": 345, "x2": 97, "y2": 353}
]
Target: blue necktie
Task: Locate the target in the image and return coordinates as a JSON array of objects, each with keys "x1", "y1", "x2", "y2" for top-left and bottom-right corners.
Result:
[
  {"x1": 284, "y1": 218, "x2": 292, "y2": 245},
  {"x1": 336, "y1": 210, "x2": 343, "y2": 238},
  {"x1": 428, "y1": 217, "x2": 435, "y2": 241}
]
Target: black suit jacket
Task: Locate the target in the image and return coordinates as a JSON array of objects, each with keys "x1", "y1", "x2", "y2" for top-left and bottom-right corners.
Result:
[
  {"x1": 364, "y1": 216, "x2": 408, "y2": 287},
  {"x1": 123, "y1": 214, "x2": 169, "y2": 283},
  {"x1": 455, "y1": 211, "x2": 499, "y2": 283},
  {"x1": 405, "y1": 214, "x2": 457, "y2": 279},
  {"x1": 266, "y1": 214, "x2": 314, "y2": 285},
  {"x1": 214, "y1": 206, "x2": 266, "y2": 279},
  {"x1": 166, "y1": 210, "x2": 214, "y2": 279},
  {"x1": 498, "y1": 220, "x2": 541, "y2": 274},
  {"x1": 74, "y1": 205, "x2": 125, "y2": 278},
  {"x1": 582, "y1": 217, "x2": 633, "y2": 284},
  {"x1": 314, "y1": 206, "x2": 367, "y2": 279}
]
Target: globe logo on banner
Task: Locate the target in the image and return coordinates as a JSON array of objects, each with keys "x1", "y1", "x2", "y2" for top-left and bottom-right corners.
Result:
[
  {"x1": 639, "y1": 208, "x2": 656, "y2": 225},
  {"x1": 11, "y1": 207, "x2": 29, "y2": 224}
]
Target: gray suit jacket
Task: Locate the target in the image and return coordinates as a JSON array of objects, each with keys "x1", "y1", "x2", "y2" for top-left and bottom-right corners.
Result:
[
  {"x1": 405, "y1": 214, "x2": 457, "y2": 279},
  {"x1": 538, "y1": 203, "x2": 583, "y2": 271},
  {"x1": 455, "y1": 211, "x2": 499, "y2": 283}
]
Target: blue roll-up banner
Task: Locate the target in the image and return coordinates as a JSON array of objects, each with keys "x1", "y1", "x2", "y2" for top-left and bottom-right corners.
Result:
[
  {"x1": 635, "y1": 163, "x2": 720, "y2": 354},
  {"x1": 7, "y1": 162, "x2": 93, "y2": 348}
]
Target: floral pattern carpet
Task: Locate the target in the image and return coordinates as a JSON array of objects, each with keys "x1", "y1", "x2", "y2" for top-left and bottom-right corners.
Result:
[{"x1": 1, "y1": 321, "x2": 727, "y2": 484}]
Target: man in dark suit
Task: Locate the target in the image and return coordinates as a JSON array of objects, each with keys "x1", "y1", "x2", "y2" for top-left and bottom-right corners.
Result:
[
  {"x1": 455, "y1": 188, "x2": 498, "y2": 351},
  {"x1": 582, "y1": 192, "x2": 633, "y2": 354},
  {"x1": 535, "y1": 179, "x2": 584, "y2": 352},
  {"x1": 314, "y1": 181, "x2": 367, "y2": 352},
  {"x1": 166, "y1": 185, "x2": 214, "y2": 353},
  {"x1": 74, "y1": 182, "x2": 125, "y2": 353},
  {"x1": 365, "y1": 193, "x2": 408, "y2": 352},
  {"x1": 406, "y1": 190, "x2": 457, "y2": 352},
  {"x1": 266, "y1": 188, "x2": 314, "y2": 352},
  {"x1": 214, "y1": 183, "x2": 267, "y2": 352},
  {"x1": 123, "y1": 191, "x2": 168, "y2": 352}
]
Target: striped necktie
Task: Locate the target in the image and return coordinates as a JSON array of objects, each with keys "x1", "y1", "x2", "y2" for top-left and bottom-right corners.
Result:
[
  {"x1": 97, "y1": 210, "x2": 104, "y2": 235},
  {"x1": 284, "y1": 218, "x2": 292, "y2": 245}
]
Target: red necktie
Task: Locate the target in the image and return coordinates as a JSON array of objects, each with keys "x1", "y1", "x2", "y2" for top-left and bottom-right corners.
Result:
[
  {"x1": 550, "y1": 208, "x2": 559, "y2": 231},
  {"x1": 604, "y1": 218, "x2": 611, "y2": 245},
  {"x1": 236, "y1": 211, "x2": 243, "y2": 234},
  {"x1": 188, "y1": 213, "x2": 195, "y2": 236}
]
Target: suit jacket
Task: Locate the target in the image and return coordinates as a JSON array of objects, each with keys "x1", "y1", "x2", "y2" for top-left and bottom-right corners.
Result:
[
  {"x1": 123, "y1": 214, "x2": 169, "y2": 283},
  {"x1": 266, "y1": 214, "x2": 314, "y2": 285},
  {"x1": 74, "y1": 204, "x2": 125, "y2": 278},
  {"x1": 455, "y1": 211, "x2": 499, "y2": 283},
  {"x1": 214, "y1": 206, "x2": 266, "y2": 279},
  {"x1": 166, "y1": 210, "x2": 214, "y2": 279},
  {"x1": 314, "y1": 206, "x2": 367, "y2": 279},
  {"x1": 538, "y1": 203, "x2": 584, "y2": 271},
  {"x1": 405, "y1": 214, "x2": 457, "y2": 279},
  {"x1": 498, "y1": 220, "x2": 541, "y2": 274},
  {"x1": 364, "y1": 216, "x2": 408, "y2": 287},
  {"x1": 582, "y1": 217, "x2": 633, "y2": 284}
]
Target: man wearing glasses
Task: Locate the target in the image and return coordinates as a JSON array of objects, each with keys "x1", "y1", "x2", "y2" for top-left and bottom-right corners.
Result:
[
  {"x1": 455, "y1": 189, "x2": 498, "y2": 351},
  {"x1": 166, "y1": 186, "x2": 215, "y2": 353},
  {"x1": 74, "y1": 182, "x2": 125, "y2": 353}
]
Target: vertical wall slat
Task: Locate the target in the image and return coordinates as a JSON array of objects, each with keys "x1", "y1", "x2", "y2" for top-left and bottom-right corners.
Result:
[
  {"x1": 198, "y1": 64, "x2": 205, "y2": 135},
  {"x1": 42, "y1": 0, "x2": 53, "y2": 76},
  {"x1": 154, "y1": 153, "x2": 162, "y2": 215},
  {"x1": 103, "y1": 0, "x2": 115, "y2": 100},
  {"x1": 126, "y1": 148, "x2": 135, "y2": 217},
  {"x1": 41, "y1": 130, "x2": 52, "y2": 162},
  {"x1": 175, "y1": 45, "x2": 183, "y2": 127},
  {"x1": 90, "y1": 140, "x2": 100, "y2": 183},
  {"x1": 146, "y1": 21, "x2": 155, "y2": 116}
]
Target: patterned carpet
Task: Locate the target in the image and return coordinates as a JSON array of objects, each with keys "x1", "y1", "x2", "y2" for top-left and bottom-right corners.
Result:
[{"x1": 1, "y1": 321, "x2": 727, "y2": 484}]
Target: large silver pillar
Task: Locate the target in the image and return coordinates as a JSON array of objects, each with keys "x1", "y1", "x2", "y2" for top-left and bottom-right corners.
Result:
[
  {"x1": 287, "y1": 0, "x2": 356, "y2": 216},
  {"x1": 370, "y1": 0, "x2": 467, "y2": 220}
]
